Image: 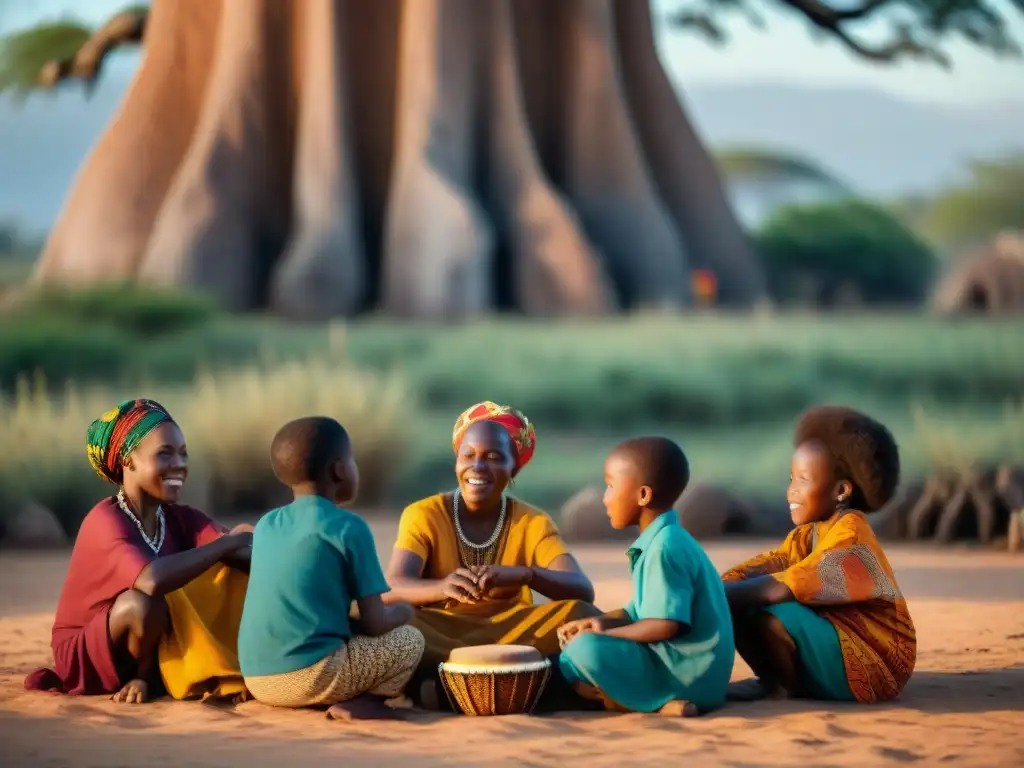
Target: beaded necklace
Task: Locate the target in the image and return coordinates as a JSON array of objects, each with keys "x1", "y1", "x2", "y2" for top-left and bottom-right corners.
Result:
[
  {"x1": 451, "y1": 489, "x2": 511, "y2": 568},
  {"x1": 116, "y1": 489, "x2": 165, "y2": 554}
]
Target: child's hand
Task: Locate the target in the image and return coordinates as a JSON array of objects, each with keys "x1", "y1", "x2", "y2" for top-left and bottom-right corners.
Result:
[
  {"x1": 557, "y1": 617, "x2": 604, "y2": 648},
  {"x1": 471, "y1": 565, "x2": 532, "y2": 594},
  {"x1": 441, "y1": 568, "x2": 483, "y2": 603}
]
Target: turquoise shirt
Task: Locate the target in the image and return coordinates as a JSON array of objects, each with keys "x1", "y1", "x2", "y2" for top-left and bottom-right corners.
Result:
[
  {"x1": 559, "y1": 511, "x2": 735, "y2": 711},
  {"x1": 238, "y1": 496, "x2": 390, "y2": 677},
  {"x1": 624, "y1": 511, "x2": 735, "y2": 694}
]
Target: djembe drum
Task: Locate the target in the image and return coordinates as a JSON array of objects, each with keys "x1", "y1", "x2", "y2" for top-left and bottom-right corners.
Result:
[{"x1": 438, "y1": 644, "x2": 552, "y2": 716}]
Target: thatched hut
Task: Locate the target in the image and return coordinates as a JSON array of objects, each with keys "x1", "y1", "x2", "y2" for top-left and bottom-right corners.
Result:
[{"x1": 931, "y1": 231, "x2": 1024, "y2": 315}]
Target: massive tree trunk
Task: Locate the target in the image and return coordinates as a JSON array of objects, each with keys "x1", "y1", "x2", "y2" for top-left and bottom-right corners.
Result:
[{"x1": 33, "y1": 0, "x2": 764, "y2": 317}]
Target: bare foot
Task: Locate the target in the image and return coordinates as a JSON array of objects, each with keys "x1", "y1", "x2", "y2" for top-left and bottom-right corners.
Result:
[
  {"x1": 572, "y1": 682, "x2": 630, "y2": 713},
  {"x1": 112, "y1": 678, "x2": 149, "y2": 704},
  {"x1": 658, "y1": 699, "x2": 699, "y2": 717},
  {"x1": 726, "y1": 678, "x2": 790, "y2": 702},
  {"x1": 327, "y1": 694, "x2": 402, "y2": 722}
]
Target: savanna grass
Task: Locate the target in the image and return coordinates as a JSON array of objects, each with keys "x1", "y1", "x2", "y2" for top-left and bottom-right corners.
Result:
[
  {"x1": 2, "y1": 306, "x2": 1023, "y2": 530},
  {"x1": 6, "y1": 302, "x2": 1023, "y2": 430},
  {"x1": 333, "y1": 312, "x2": 1024, "y2": 429},
  {"x1": 0, "y1": 355, "x2": 410, "y2": 533}
]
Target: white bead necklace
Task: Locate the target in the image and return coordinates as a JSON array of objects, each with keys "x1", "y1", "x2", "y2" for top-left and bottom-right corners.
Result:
[
  {"x1": 116, "y1": 489, "x2": 165, "y2": 554},
  {"x1": 452, "y1": 488, "x2": 506, "y2": 550}
]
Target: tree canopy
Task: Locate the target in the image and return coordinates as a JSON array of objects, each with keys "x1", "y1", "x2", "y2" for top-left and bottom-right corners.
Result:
[
  {"x1": 0, "y1": 5, "x2": 147, "y2": 98},
  {"x1": 756, "y1": 198, "x2": 938, "y2": 306},
  {"x1": 910, "y1": 154, "x2": 1024, "y2": 249},
  {"x1": 714, "y1": 147, "x2": 849, "y2": 189},
  {"x1": 0, "y1": 0, "x2": 1021, "y2": 99},
  {"x1": 667, "y1": 0, "x2": 1023, "y2": 68}
]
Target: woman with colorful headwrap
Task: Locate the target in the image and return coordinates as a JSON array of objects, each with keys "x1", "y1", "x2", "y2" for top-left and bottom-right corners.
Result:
[
  {"x1": 384, "y1": 402, "x2": 602, "y2": 709},
  {"x1": 24, "y1": 399, "x2": 252, "y2": 704}
]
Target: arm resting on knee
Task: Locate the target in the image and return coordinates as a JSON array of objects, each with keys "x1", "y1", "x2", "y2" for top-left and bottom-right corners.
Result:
[
  {"x1": 724, "y1": 576, "x2": 795, "y2": 609},
  {"x1": 356, "y1": 593, "x2": 414, "y2": 636},
  {"x1": 603, "y1": 618, "x2": 684, "y2": 644},
  {"x1": 133, "y1": 534, "x2": 250, "y2": 597}
]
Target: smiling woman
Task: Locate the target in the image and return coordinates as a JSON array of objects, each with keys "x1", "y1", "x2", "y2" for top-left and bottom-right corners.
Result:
[
  {"x1": 384, "y1": 401, "x2": 602, "y2": 709},
  {"x1": 23, "y1": 398, "x2": 253, "y2": 704}
]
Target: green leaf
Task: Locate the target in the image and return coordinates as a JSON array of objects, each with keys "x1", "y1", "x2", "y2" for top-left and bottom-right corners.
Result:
[{"x1": 0, "y1": 19, "x2": 94, "y2": 100}]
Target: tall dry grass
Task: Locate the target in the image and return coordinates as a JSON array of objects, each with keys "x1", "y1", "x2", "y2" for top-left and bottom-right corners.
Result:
[{"x1": 0, "y1": 355, "x2": 409, "y2": 534}]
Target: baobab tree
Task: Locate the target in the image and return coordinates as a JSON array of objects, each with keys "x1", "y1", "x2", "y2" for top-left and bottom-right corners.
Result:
[{"x1": 1, "y1": 0, "x2": 1020, "y2": 319}]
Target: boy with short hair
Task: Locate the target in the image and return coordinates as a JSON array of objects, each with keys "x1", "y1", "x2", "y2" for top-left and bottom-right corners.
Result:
[
  {"x1": 557, "y1": 436, "x2": 734, "y2": 715},
  {"x1": 238, "y1": 416, "x2": 424, "y2": 721}
]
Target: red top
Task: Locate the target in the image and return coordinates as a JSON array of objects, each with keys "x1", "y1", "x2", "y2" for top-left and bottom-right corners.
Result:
[{"x1": 26, "y1": 497, "x2": 223, "y2": 695}]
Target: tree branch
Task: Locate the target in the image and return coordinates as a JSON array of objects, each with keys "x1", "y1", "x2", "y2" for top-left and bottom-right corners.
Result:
[
  {"x1": 38, "y1": 7, "x2": 148, "y2": 90},
  {"x1": 787, "y1": 0, "x2": 894, "y2": 23},
  {"x1": 780, "y1": 0, "x2": 952, "y2": 67},
  {"x1": 665, "y1": 10, "x2": 728, "y2": 44}
]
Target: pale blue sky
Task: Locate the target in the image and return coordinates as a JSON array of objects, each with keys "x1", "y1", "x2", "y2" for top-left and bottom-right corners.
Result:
[{"x1": 2, "y1": 0, "x2": 1023, "y2": 107}]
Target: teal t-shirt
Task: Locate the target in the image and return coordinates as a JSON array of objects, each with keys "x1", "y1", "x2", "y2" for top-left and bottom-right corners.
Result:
[
  {"x1": 623, "y1": 511, "x2": 736, "y2": 705},
  {"x1": 238, "y1": 496, "x2": 390, "y2": 677}
]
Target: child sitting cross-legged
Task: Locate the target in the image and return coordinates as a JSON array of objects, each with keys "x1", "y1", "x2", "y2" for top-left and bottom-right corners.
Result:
[
  {"x1": 722, "y1": 406, "x2": 915, "y2": 705},
  {"x1": 557, "y1": 437, "x2": 735, "y2": 716},
  {"x1": 238, "y1": 417, "x2": 424, "y2": 721}
]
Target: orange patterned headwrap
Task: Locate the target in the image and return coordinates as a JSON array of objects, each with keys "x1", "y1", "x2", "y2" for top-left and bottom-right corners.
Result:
[{"x1": 452, "y1": 401, "x2": 536, "y2": 471}]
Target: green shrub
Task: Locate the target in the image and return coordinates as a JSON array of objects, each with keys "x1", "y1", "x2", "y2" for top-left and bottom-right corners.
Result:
[
  {"x1": 0, "y1": 320, "x2": 131, "y2": 392},
  {"x1": 13, "y1": 282, "x2": 219, "y2": 336},
  {"x1": 0, "y1": 284, "x2": 224, "y2": 392},
  {"x1": 339, "y1": 315, "x2": 1024, "y2": 429},
  {"x1": 756, "y1": 200, "x2": 938, "y2": 306}
]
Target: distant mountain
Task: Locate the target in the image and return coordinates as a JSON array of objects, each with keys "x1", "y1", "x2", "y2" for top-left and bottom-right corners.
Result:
[
  {"x1": 0, "y1": 68, "x2": 1021, "y2": 232},
  {"x1": 685, "y1": 82, "x2": 1024, "y2": 196}
]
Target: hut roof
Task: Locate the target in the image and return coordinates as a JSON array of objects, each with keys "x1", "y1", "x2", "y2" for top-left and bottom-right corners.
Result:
[{"x1": 931, "y1": 231, "x2": 1024, "y2": 314}]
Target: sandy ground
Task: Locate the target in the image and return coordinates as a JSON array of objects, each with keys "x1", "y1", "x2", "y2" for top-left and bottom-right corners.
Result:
[{"x1": 1, "y1": 527, "x2": 1022, "y2": 768}]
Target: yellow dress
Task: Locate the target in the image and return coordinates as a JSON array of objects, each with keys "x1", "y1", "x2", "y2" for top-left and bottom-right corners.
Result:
[
  {"x1": 158, "y1": 563, "x2": 250, "y2": 701},
  {"x1": 394, "y1": 494, "x2": 601, "y2": 670},
  {"x1": 722, "y1": 511, "x2": 916, "y2": 703}
]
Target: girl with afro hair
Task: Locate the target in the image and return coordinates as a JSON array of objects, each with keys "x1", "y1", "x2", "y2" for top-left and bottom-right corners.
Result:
[{"x1": 721, "y1": 406, "x2": 916, "y2": 704}]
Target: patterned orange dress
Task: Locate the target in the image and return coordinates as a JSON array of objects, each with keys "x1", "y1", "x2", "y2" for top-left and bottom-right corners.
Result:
[{"x1": 722, "y1": 510, "x2": 916, "y2": 703}]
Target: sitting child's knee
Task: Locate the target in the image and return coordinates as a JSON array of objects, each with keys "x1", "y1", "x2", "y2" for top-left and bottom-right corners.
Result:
[
  {"x1": 735, "y1": 608, "x2": 788, "y2": 638},
  {"x1": 559, "y1": 630, "x2": 604, "y2": 664},
  {"x1": 397, "y1": 625, "x2": 426, "y2": 655}
]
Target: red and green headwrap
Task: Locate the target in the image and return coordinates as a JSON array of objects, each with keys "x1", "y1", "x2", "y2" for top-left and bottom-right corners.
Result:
[
  {"x1": 452, "y1": 401, "x2": 536, "y2": 472},
  {"x1": 87, "y1": 399, "x2": 174, "y2": 485}
]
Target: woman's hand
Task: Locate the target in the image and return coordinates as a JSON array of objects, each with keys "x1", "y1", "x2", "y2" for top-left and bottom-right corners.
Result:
[
  {"x1": 556, "y1": 617, "x2": 605, "y2": 649},
  {"x1": 471, "y1": 565, "x2": 532, "y2": 595},
  {"x1": 441, "y1": 568, "x2": 484, "y2": 604}
]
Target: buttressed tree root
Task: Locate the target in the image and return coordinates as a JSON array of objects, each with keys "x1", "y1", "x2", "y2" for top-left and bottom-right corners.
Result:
[
  {"x1": 33, "y1": 0, "x2": 764, "y2": 319},
  {"x1": 877, "y1": 466, "x2": 1024, "y2": 547}
]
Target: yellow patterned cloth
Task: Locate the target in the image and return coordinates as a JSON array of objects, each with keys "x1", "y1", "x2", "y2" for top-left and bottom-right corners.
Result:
[
  {"x1": 722, "y1": 511, "x2": 916, "y2": 703},
  {"x1": 244, "y1": 626, "x2": 425, "y2": 707},
  {"x1": 395, "y1": 494, "x2": 602, "y2": 671},
  {"x1": 158, "y1": 564, "x2": 249, "y2": 701}
]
